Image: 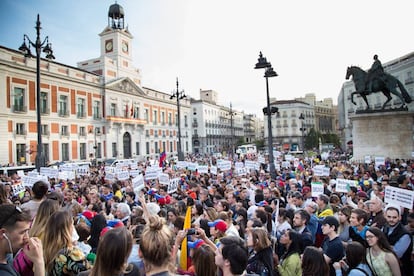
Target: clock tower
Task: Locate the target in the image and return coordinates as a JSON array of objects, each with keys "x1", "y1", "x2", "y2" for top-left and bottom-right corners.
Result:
[{"x1": 78, "y1": 2, "x2": 141, "y2": 85}]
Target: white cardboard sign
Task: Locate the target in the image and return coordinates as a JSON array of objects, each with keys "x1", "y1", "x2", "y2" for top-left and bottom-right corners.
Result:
[{"x1": 384, "y1": 186, "x2": 414, "y2": 210}]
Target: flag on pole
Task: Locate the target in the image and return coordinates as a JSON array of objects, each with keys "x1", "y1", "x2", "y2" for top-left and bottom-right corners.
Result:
[
  {"x1": 180, "y1": 206, "x2": 192, "y2": 270},
  {"x1": 159, "y1": 150, "x2": 166, "y2": 167},
  {"x1": 130, "y1": 104, "x2": 134, "y2": 117}
]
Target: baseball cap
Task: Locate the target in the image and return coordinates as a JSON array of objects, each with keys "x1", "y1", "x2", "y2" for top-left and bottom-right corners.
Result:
[
  {"x1": 188, "y1": 239, "x2": 205, "y2": 249},
  {"x1": 255, "y1": 200, "x2": 268, "y2": 207},
  {"x1": 321, "y1": 216, "x2": 339, "y2": 229},
  {"x1": 207, "y1": 219, "x2": 227, "y2": 232},
  {"x1": 302, "y1": 186, "x2": 311, "y2": 194}
]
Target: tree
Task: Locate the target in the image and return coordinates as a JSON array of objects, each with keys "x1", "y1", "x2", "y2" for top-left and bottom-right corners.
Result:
[{"x1": 304, "y1": 127, "x2": 320, "y2": 150}]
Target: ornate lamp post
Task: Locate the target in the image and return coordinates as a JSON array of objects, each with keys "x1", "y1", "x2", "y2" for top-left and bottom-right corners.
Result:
[
  {"x1": 170, "y1": 78, "x2": 186, "y2": 161},
  {"x1": 255, "y1": 52, "x2": 278, "y2": 180},
  {"x1": 19, "y1": 14, "x2": 55, "y2": 171},
  {"x1": 299, "y1": 113, "x2": 306, "y2": 152}
]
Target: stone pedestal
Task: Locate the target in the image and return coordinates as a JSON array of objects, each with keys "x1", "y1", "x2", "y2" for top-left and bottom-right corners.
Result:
[{"x1": 350, "y1": 111, "x2": 414, "y2": 160}]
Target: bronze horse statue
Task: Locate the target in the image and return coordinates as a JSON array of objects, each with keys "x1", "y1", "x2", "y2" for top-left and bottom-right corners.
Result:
[{"x1": 346, "y1": 66, "x2": 412, "y2": 109}]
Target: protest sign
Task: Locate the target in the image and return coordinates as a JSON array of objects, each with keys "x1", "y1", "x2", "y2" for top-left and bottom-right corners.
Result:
[
  {"x1": 335, "y1": 179, "x2": 357, "y2": 193},
  {"x1": 244, "y1": 160, "x2": 256, "y2": 171},
  {"x1": 176, "y1": 161, "x2": 187, "y2": 169},
  {"x1": 384, "y1": 186, "x2": 414, "y2": 209},
  {"x1": 364, "y1": 156, "x2": 371, "y2": 164},
  {"x1": 217, "y1": 160, "x2": 231, "y2": 171},
  {"x1": 210, "y1": 166, "x2": 217, "y2": 175},
  {"x1": 374, "y1": 156, "x2": 385, "y2": 167},
  {"x1": 187, "y1": 162, "x2": 198, "y2": 171},
  {"x1": 311, "y1": 182, "x2": 324, "y2": 197},
  {"x1": 168, "y1": 177, "x2": 180, "y2": 194},
  {"x1": 129, "y1": 169, "x2": 140, "y2": 178},
  {"x1": 158, "y1": 173, "x2": 170, "y2": 185},
  {"x1": 117, "y1": 171, "x2": 130, "y2": 181},
  {"x1": 197, "y1": 165, "x2": 208, "y2": 174},
  {"x1": 145, "y1": 167, "x2": 161, "y2": 180}
]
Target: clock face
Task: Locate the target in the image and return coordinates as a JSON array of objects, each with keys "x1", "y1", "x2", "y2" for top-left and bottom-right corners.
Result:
[
  {"x1": 105, "y1": 40, "x2": 113, "y2": 52},
  {"x1": 122, "y1": 41, "x2": 129, "y2": 53}
]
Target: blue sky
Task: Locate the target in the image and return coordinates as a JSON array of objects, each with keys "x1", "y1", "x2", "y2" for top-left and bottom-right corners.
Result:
[{"x1": 1, "y1": 0, "x2": 414, "y2": 116}]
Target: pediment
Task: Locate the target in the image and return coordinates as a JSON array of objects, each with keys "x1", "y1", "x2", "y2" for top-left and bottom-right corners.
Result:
[{"x1": 105, "y1": 77, "x2": 146, "y2": 96}]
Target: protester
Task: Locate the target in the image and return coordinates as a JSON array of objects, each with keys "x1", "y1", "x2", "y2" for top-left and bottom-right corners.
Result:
[
  {"x1": 215, "y1": 236, "x2": 248, "y2": 276},
  {"x1": 365, "y1": 227, "x2": 401, "y2": 276},
  {"x1": 333, "y1": 241, "x2": 372, "y2": 276},
  {"x1": 302, "y1": 246, "x2": 329, "y2": 276},
  {"x1": 0, "y1": 204, "x2": 45, "y2": 276},
  {"x1": 21, "y1": 180, "x2": 49, "y2": 219},
  {"x1": 42, "y1": 210, "x2": 90, "y2": 275},
  {"x1": 246, "y1": 227, "x2": 274, "y2": 276},
  {"x1": 80, "y1": 227, "x2": 139, "y2": 276},
  {"x1": 321, "y1": 216, "x2": 344, "y2": 276},
  {"x1": 139, "y1": 215, "x2": 174, "y2": 275},
  {"x1": 275, "y1": 230, "x2": 302, "y2": 276},
  {"x1": 382, "y1": 205, "x2": 412, "y2": 276}
]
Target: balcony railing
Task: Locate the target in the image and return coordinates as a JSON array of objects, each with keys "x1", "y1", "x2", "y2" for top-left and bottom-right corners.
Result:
[
  {"x1": 77, "y1": 111, "x2": 86, "y2": 118},
  {"x1": 42, "y1": 130, "x2": 50, "y2": 136},
  {"x1": 12, "y1": 105, "x2": 27, "y2": 113},
  {"x1": 15, "y1": 130, "x2": 27, "y2": 136},
  {"x1": 58, "y1": 110, "x2": 70, "y2": 117},
  {"x1": 93, "y1": 114, "x2": 101, "y2": 120},
  {"x1": 40, "y1": 108, "x2": 50, "y2": 115}
]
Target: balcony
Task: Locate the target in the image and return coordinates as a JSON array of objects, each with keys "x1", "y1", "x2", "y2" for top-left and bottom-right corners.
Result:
[
  {"x1": 58, "y1": 110, "x2": 69, "y2": 117},
  {"x1": 79, "y1": 132, "x2": 86, "y2": 137},
  {"x1": 15, "y1": 130, "x2": 27, "y2": 136},
  {"x1": 77, "y1": 111, "x2": 86, "y2": 119},
  {"x1": 40, "y1": 108, "x2": 50, "y2": 115},
  {"x1": 42, "y1": 130, "x2": 50, "y2": 136},
  {"x1": 12, "y1": 105, "x2": 27, "y2": 113},
  {"x1": 193, "y1": 134, "x2": 199, "y2": 138},
  {"x1": 60, "y1": 131, "x2": 69, "y2": 137},
  {"x1": 93, "y1": 114, "x2": 101, "y2": 120}
]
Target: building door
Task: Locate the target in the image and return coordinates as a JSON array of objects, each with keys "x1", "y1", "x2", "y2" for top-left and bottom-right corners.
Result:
[{"x1": 123, "y1": 132, "x2": 131, "y2": 158}]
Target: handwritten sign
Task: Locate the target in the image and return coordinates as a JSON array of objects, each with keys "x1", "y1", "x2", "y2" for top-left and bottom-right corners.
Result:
[
  {"x1": 210, "y1": 166, "x2": 217, "y2": 175},
  {"x1": 217, "y1": 160, "x2": 231, "y2": 171},
  {"x1": 117, "y1": 171, "x2": 130, "y2": 181},
  {"x1": 374, "y1": 157, "x2": 385, "y2": 166},
  {"x1": 311, "y1": 181, "x2": 324, "y2": 197},
  {"x1": 168, "y1": 178, "x2": 180, "y2": 194}
]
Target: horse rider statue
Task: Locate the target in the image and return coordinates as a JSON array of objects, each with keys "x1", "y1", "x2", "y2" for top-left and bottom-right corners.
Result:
[{"x1": 366, "y1": 54, "x2": 385, "y2": 91}]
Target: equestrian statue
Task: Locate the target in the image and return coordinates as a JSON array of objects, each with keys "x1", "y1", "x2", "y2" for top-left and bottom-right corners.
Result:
[{"x1": 346, "y1": 55, "x2": 412, "y2": 110}]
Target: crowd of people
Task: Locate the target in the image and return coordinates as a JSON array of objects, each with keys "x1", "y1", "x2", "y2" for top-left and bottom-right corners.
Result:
[{"x1": 0, "y1": 154, "x2": 413, "y2": 276}]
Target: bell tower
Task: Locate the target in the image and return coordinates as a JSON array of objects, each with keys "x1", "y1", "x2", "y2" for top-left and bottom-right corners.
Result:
[{"x1": 78, "y1": 2, "x2": 141, "y2": 84}]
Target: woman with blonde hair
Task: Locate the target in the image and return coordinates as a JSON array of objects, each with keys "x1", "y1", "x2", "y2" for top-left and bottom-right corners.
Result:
[
  {"x1": 246, "y1": 227, "x2": 274, "y2": 276},
  {"x1": 42, "y1": 210, "x2": 89, "y2": 275},
  {"x1": 29, "y1": 199, "x2": 60, "y2": 238},
  {"x1": 139, "y1": 215, "x2": 175, "y2": 275},
  {"x1": 13, "y1": 199, "x2": 60, "y2": 276}
]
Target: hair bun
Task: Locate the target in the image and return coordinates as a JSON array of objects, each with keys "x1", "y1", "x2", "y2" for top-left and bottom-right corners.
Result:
[{"x1": 148, "y1": 216, "x2": 164, "y2": 231}]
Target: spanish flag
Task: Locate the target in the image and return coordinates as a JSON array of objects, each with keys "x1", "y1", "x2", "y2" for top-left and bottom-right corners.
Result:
[{"x1": 179, "y1": 206, "x2": 192, "y2": 270}]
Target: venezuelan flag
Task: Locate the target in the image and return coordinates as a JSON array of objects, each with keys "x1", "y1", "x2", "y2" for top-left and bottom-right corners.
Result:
[
  {"x1": 179, "y1": 206, "x2": 192, "y2": 270},
  {"x1": 159, "y1": 150, "x2": 166, "y2": 167}
]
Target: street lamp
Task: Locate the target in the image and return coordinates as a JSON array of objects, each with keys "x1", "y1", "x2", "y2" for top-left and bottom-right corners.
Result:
[
  {"x1": 255, "y1": 52, "x2": 278, "y2": 180},
  {"x1": 19, "y1": 14, "x2": 55, "y2": 171},
  {"x1": 93, "y1": 127, "x2": 101, "y2": 166},
  {"x1": 170, "y1": 78, "x2": 186, "y2": 161},
  {"x1": 299, "y1": 113, "x2": 306, "y2": 152},
  {"x1": 228, "y1": 102, "x2": 236, "y2": 156}
]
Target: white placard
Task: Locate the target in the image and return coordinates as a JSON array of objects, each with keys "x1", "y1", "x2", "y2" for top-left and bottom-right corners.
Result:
[
  {"x1": 313, "y1": 165, "x2": 330, "y2": 176},
  {"x1": 254, "y1": 162, "x2": 261, "y2": 171},
  {"x1": 11, "y1": 183, "x2": 25, "y2": 195},
  {"x1": 311, "y1": 182, "x2": 324, "y2": 197},
  {"x1": 335, "y1": 179, "x2": 358, "y2": 193},
  {"x1": 187, "y1": 162, "x2": 198, "y2": 171},
  {"x1": 235, "y1": 167, "x2": 247, "y2": 176},
  {"x1": 117, "y1": 171, "x2": 130, "y2": 181},
  {"x1": 257, "y1": 156, "x2": 265, "y2": 164},
  {"x1": 364, "y1": 156, "x2": 371, "y2": 164},
  {"x1": 158, "y1": 173, "x2": 170, "y2": 185},
  {"x1": 176, "y1": 161, "x2": 187, "y2": 169},
  {"x1": 374, "y1": 157, "x2": 385, "y2": 166},
  {"x1": 244, "y1": 160, "x2": 256, "y2": 170},
  {"x1": 282, "y1": 161, "x2": 290, "y2": 168},
  {"x1": 197, "y1": 165, "x2": 208, "y2": 174},
  {"x1": 58, "y1": 171, "x2": 75, "y2": 180},
  {"x1": 210, "y1": 166, "x2": 217, "y2": 175},
  {"x1": 145, "y1": 167, "x2": 162, "y2": 180},
  {"x1": 105, "y1": 172, "x2": 115, "y2": 181},
  {"x1": 132, "y1": 174, "x2": 144, "y2": 189},
  {"x1": 17, "y1": 170, "x2": 25, "y2": 177},
  {"x1": 384, "y1": 186, "x2": 414, "y2": 209},
  {"x1": 168, "y1": 178, "x2": 180, "y2": 194},
  {"x1": 285, "y1": 154, "x2": 294, "y2": 161},
  {"x1": 217, "y1": 160, "x2": 231, "y2": 171},
  {"x1": 77, "y1": 165, "x2": 90, "y2": 176},
  {"x1": 129, "y1": 169, "x2": 140, "y2": 178},
  {"x1": 235, "y1": 162, "x2": 244, "y2": 169}
]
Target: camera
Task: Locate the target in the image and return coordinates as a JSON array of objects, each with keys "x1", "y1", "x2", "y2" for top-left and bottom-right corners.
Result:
[{"x1": 187, "y1": 228, "x2": 197, "y2": 235}]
